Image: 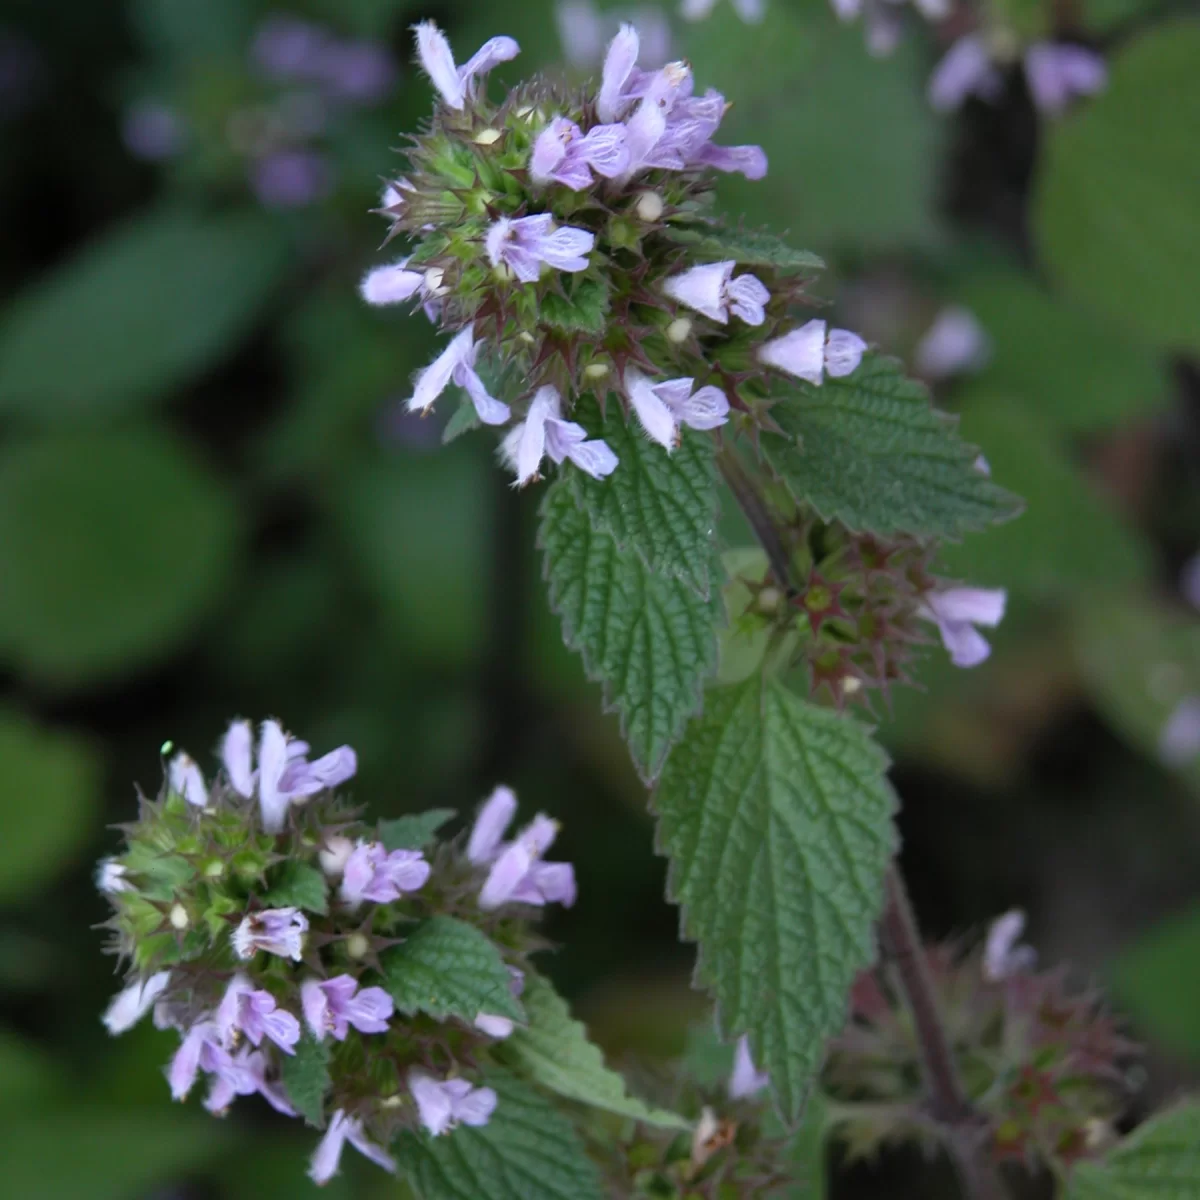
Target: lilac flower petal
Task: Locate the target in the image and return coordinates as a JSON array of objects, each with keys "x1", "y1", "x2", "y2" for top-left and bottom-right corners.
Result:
[
  {"x1": 598, "y1": 23, "x2": 641, "y2": 122},
  {"x1": 410, "y1": 1071, "x2": 457, "y2": 1135},
  {"x1": 565, "y1": 435, "x2": 619, "y2": 479},
  {"x1": 983, "y1": 910, "x2": 1037, "y2": 982},
  {"x1": 102, "y1": 971, "x2": 171, "y2": 1035},
  {"x1": 1160, "y1": 696, "x2": 1200, "y2": 766},
  {"x1": 232, "y1": 907, "x2": 308, "y2": 961},
  {"x1": 928, "y1": 35, "x2": 1002, "y2": 112},
  {"x1": 347, "y1": 986, "x2": 394, "y2": 1033},
  {"x1": 346, "y1": 1121, "x2": 398, "y2": 1172},
  {"x1": 825, "y1": 329, "x2": 867, "y2": 378},
  {"x1": 409, "y1": 326, "x2": 476, "y2": 414},
  {"x1": 459, "y1": 36, "x2": 520, "y2": 92},
  {"x1": 257, "y1": 720, "x2": 291, "y2": 832},
  {"x1": 512, "y1": 861, "x2": 577, "y2": 906},
  {"x1": 310, "y1": 1111, "x2": 350, "y2": 1183},
  {"x1": 939, "y1": 619, "x2": 992, "y2": 667},
  {"x1": 467, "y1": 786, "x2": 518, "y2": 863},
  {"x1": 729, "y1": 1035, "x2": 769, "y2": 1098},
  {"x1": 455, "y1": 1085, "x2": 498, "y2": 1126},
  {"x1": 625, "y1": 367, "x2": 679, "y2": 449},
  {"x1": 361, "y1": 261, "x2": 425, "y2": 306},
  {"x1": 222, "y1": 720, "x2": 255, "y2": 796},
  {"x1": 758, "y1": 320, "x2": 827, "y2": 384},
  {"x1": 530, "y1": 118, "x2": 575, "y2": 184},
  {"x1": 455, "y1": 362, "x2": 512, "y2": 426},
  {"x1": 278, "y1": 745, "x2": 358, "y2": 798},
  {"x1": 1025, "y1": 43, "x2": 1106, "y2": 115},
  {"x1": 928, "y1": 587, "x2": 1006, "y2": 627},
  {"x1": 479, "y1": 840, "x2": 535, "y2": 910},
  {"x1": 414, "y1": 21, "x2": 464, "y2": 109},
  {"x1": 673, "y1": 384, "x2": 730, "y2": 430},
  {"x1": 694, "y1": 142, "x2": 767, "y2": 179},
  {"x1": 249, "y1": 150, "x2": 331, "y2": 210},
  {"x1": 726, "y1": 273, "x2": 769, "y2": 325},
  {"x1": 169, "y1": 753, "x2": 207, "y2": 808},
  {"x1": 532, "y1": 225, "x2": 596, "y2": 272},
  {"x1": 663, "y1": 261, "x2": 733, "y2": 321},
  {"x1": 580, "y1": 123, "x2": 630, "y2": 177}
]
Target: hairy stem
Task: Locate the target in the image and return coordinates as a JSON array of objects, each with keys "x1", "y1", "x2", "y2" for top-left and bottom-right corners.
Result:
[{"x1": 717, "y1": 449, "x2": 1006, "y2": 1199}]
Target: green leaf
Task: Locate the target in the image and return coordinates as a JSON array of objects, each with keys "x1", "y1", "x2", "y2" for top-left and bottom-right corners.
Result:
[
  {"x1": 760, "y1": 354, "x2": 1021, "y2": 539},
  {"x1": 0, "y1": 1028, "x2": 61, "y2": 1111},
  {"x1": 382, "y1": 916, "x2": 524, "y2": 1023},
  {"x1": 940, "y1": 396, "x2": 1149, "y2": 596},
  {"x1": 380, "y1": 808, "x2": 457, "y2": 851},
  {"x1": 1067, "y1": 1102, "x2": 1200, "y2": 1200},
  {"x1": 539, "y1": 276, "x2": 610, "y2": 335},
  {"x1": 282, "y1": 1033, "x2": 332, "y2": 1128},
  {"x1": 0, "y1": 430, "x2": 241, "y2": 687},
  {"x1": 539, "y1": 481, "x2": 724, "y2": 781},
  {"x1": 0, "y1": 713, "x2": 102, "y2": 903},
  {"x1": 653, "y1": 675, "x2": 896, "y2": 1122},
  {"x1": 1111, "y1": 905, "x2": 1200, "y2": 1061},
  {"x1": 953, "y1": 267, "x2": 1167, "y2": 433},
  {"x1": 1035, "y1": 22, "x2": 1200, "y2": 354},
  {"x1": 261, "y1": 862, "x2": 328, "y2": 916},
  {"x1": 503, "y1": 973, "x2": 691, "y2": 1130},
  {"x1": 668, "y1": 226, "x2": 824, "y2": 272},
  {"x1": 442, "y1": 396, "x2": 482, "y2": 445},
  {"x1": 0, "y1": 207, "x2": 287, "y2": 424},
  {"x1": 568, "y1": 394, "x2": 720, "y2": 597},
  {"x1": 398, "y1": 1070, "x2": 605, "y2": 1200}
]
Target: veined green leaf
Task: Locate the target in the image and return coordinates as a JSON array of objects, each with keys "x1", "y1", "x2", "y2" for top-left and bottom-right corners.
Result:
[
  {"x1": 1067, "y1": 1102, "x2": 1200, "y2": 1200},
  {"x1": 282, "y1": 1033, "x2": 331, "y2": 1128},
  {"x1": 380, "y1": 809, "x2": 457, "y2": 851}
]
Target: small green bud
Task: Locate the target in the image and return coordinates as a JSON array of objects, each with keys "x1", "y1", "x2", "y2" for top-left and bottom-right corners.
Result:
[{"x1": 608, "y1": 216, "x2": 640, "y2": 250}]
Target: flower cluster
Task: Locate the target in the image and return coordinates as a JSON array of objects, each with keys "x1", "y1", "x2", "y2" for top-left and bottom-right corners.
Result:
[
  {"x1": 360, "y1": 22, "x2": 868, "y2": 488},
  {"x1": 98, "y1": 723, "x2": 574, "y2": 1185},
  {"x1": 825, "y1": 913, "x2": 1137, "y2": 1170}
]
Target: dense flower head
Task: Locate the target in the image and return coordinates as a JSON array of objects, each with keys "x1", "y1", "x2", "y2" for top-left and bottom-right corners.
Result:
[
  {"x1": 96, "y1": 722, "x2": 577, "y2": 1183},
  {"x1": 361, "y1": 20, "x2": 874, "y2": 501}
]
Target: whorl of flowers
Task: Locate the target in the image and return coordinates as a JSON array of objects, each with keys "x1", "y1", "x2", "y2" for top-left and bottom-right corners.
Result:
[
  {"x1": 360, "y1": 21, "x2": 865, "y2": 489},
  {"x1": 98, "y1": 722, "x2": 573, "y2": 1185}
]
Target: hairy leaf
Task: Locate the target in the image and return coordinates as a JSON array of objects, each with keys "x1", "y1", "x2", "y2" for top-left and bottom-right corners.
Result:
[
  {"x1": 282, "y1": 1034, "x2": 331, "y2": 1128},
  {"x1": 761, "y1": 354, "x2": 1021, "y2": 539},
  {"x1": 668, "y1": 226, "x2": 825, "y2": 272},
  {"x1": 569, "y1": 395, "x2": 720, "y2": 596},
  {"x1": 382, "y1": 916, "x2": 523, "y2": 1023},
  {"x1": 503, "y1": 973, "x2": 691, "y2": 1130},
  {"x1": 539, "y1": 276, "x2": 610, "y2": 335},
  {"x1": 398, "y1": 1070, "x2": 604, "y2": 1200},
  {"x1": 1067, "y1": 1102, "x2": 1200, "y2": 1200},
  {"x1": 380, "y1": 809, "x2": 457, "y2": 851},
  {"x1": 261, "y1": 862, "x2": 328, "y2": 915},
  {"x1": 539, "y1": 481, "x2": 724, "y2": 780},
  {"x1": 653, "y1": 675, "x2": 896, "y2": 1121}
]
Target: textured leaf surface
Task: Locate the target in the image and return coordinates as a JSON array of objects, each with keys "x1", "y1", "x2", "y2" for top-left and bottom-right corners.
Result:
[
  {"x1": 653, "y1": 676, "x2": 896, "y2": 1121},
  {"x1": 504, "y1": 973, "x2": 690, "y2": 1130},
  {"x1": 282, "y1": 1033, "x2": 331, "y2": 1128},
  {"x1": 382, "y1": 916, "x2": 523, "y2": 1023},
  {"x1": 761, "y1": 354, "x2": 1021, "y2": 539},
  {"x1": 1067, "y1": 1103, "x2": 1200, "y2": 1200},
  {"x1": 1035, "y1": 23, "x2": 1200, "y2": 354},
  {"x1": 0, "y1": 206, "x2": 287, "y2": 423},
  {"x1": 0, "y1": 430, "x2": 240, "y2": 686},
  {"x1": 669, "y1": 226, "x2": 824, "y2": 272},
  {"x1": 539, "y1": 481, "x2": 724, "y2": 780},
  {"x1": 262, "y1": 862, "x2": 328, "y2": 915},
  {"x1": 380, "y1": 809, "x2": 457, "y2": 851},
  {"x1": 398, "y1": 1070, "x2": 604, "y2": 1200},
  {"x1": 539, "y1": 276, "x2": 610, "y2": 335},
  {"x1": 569, "y1": 395, "x2": 720, "y2": 596}
]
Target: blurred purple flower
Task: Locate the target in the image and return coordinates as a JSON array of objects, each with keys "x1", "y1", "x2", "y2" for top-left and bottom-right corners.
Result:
[
  {"x1": 982, "y1": 910, "x2": 1037, "y2": 982},
  {"x1": 1024, "y1": 43, "x2": 1106, "y2": 115},
  {"x1": 680, "y1": 0, "x2": 766, "y2": 22},
  {"x1": 315, "y1": 40, "x2": 396, "y2": 103},
  {"x1": 927, "y1": 34, "x2": 1003, "y2": 112},
  {"x1": 309, "y1": 1110, "x2": 396, "y2": 1183},
  {"x1": 409, "y1": 1071, "x2": 498, "y2": 1135},
  {"x1": 914, "y1": 306, "x2": 991, "y2": 379},
  {"x1": 122, "y1": 102, "x2": 187, "y2": 161},
  {"x1": 920, "y1": 587, "x2": 1006, "y2": 668},
  {"x1": 248, "y1": 148, "x2": 332, "y2": 209},
  {"x1": 1159, "y1": 696, "x2": 1200, "y2": 767},
  {"x1": 204, "y1": 1044, "x2": 296, "y2": 1116},
  {"x1": 556, "y1": 1, "x2": 672, "y2": 71}
]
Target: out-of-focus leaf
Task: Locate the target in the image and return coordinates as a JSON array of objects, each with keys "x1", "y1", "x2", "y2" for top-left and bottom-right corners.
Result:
[
  {"x1": 1035, "y1": 22, "x2": 1200, "y2": 354},
  {"x1": 132, "y1": 0, "x2": 252, "y2": 57},
  {"x1": 668, "y1": 226, "x2": 824, "y2": 272},
  {"x1": 1111, "y1": 905, "x2": 1200, "y2": 1060},
  {"x1": 0, "y1": 1029, "x2": 61, "y2": 1110},
  {"x1": 939, "y1": 395, "x2": 1149, "y2": 595},
  {"x1": 333, "y1": 446, "x2": 488, "y2": 668},
  {"x1": 681, "y1": 5, "x2": 943, "y2": 251},
  {"x1": 379, "y1": 809, "x2": 457, "y2": 851},
  {"x1": 0, "y1": 430, "x2": 241, "y2": 685},
  {"x1": 0, "y1": 1109, "x2": 228, "y2": 1200},
  {"x1": 0, "y1": 206, "x2": 288, "y2": 424},
  {"x1": 1066, "y1": 1102, "x2": 1200, "y2": 1200},
  {"x1": 955, "y1": 268, "x2": 1167, "y2": 432},
  {"x1": 0, "y1": 713, "x2": 101, "y2": 903},
  {"x1": 1073, "y1": 596, "x2": 1200, "y2": 793}
]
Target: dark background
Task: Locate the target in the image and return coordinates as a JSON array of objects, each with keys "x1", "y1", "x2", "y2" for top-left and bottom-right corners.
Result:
[{"x1": 1, "y1": 0, "x2": 1197, "y2": 1195}]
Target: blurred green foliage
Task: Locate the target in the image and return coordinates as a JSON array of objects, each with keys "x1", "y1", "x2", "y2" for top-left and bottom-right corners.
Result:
[{"x1": 0, "y1": 0, "x2": 1197, "y2": 1195}]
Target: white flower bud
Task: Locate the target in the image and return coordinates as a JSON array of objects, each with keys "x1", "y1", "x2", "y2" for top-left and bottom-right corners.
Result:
[
  {"x1": 319, "y1": 835, "x2": 354, "y2": 878},
  {"x1": 667, "y1": 317, "x2": 692, "y2": 344},
  {"x1": 169, "y1": 903, "x2": 189, "y2": 930},
  {"x1": 584, "y1": 362, "x2": 610, "y2": 379},
  {"x1": 635, "y1": 191, "x2": 664, "y2": 222}
]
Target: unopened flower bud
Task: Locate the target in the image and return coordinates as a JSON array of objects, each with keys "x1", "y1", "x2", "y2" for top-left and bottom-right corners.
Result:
[
  {"x1": 584, "y1": 362, "x2": 610, "y2": 379},
  {"x1": 319, "y1": 836, "x2": 355, "y2": 877},
  {"x1": 666, "y1": 317, "x2": 692, "y2": 344},
  {"x1": 473, "y1": 127, "x2": 502, "y2": 145},
  {"x1": 346, "y1": 932, "x2": 370, "y2": 959},
  {"x1": 635, "y1": 190, "x2": 664, "y2": 221},
  {"x1": 203, "y1": 859, "x2": 225, "y2": 879},
  {"x1": 169, "y1": 903, "x2": 189, "y2": 930},
  {"x1": 756, "y1": 586, "x2": 782, "y2": 614}
]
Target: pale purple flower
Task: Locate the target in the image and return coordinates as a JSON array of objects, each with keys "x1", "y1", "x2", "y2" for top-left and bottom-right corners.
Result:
[
  {"x1": 310, "y1": 1110, "x2": 397, "y2": 1184},
  {"x1": 1182, "y1": 551, "x2": 1200, "y2": 612},
  {"x1": 474, "y1": 1012, "x2": 515, "y2": 1038},
  {"x1": 340, "y1": 841, "x2": 431, "y2": 908},
  {"x1": 315, "y1": 40, "x2": 396, "y2": 105},
  {"x1": 486, "y1": 214, "x2": 595, "y2": 283},
  {"x1": 1024, "y1": 43, "x2": 1107, "y2": 115},
  {"x1": 249, "y1": 149, "x2": 332, "y2": 209},
  {"x1": 663, "y1": 260, "x2": 768, "y2": 325},
  {"x1": 360, "y1": 258, "x2": 426, "y2": 307},
  {"x1": 203, "y1": 1043, "x2": 296, "y2": 1116},
  {"x1": 413, "y1": 21, "x2": 519, "y2": 111},
  {"x1": 728, "y1": 1036, "x2": 769, "y2": 1099},
  {"x1": 619, "y1": 60, "x2": 695, "y2": 176},
  {"x1": 920, "y1": 587, "x2": 1006, "y2": 668},
  {"x1": 914, "y1": 306, "x2": 991, "y2": 379},
  {"x1": 624, "y1": 365, "x2": 730, "y2": 450},
  {"x1": 1159, "y1": 696, "x2": 1200, "y2": 767},
  {"x1": 232, "y1": 907, "x2": 309, "y2": 962},
  {"x1": 757, "y1": 319, "x2": 866, "y2": 385},
  {"x1": 216, "y1": 974, "x2": 301, "y2": 1053},
  {"x1": 982, "y1": 910, "x2": 1037, "y2": 982},
  {"x1": 251, "y1": 15, "x2": 328, "y2": 79},
  {"x1": 530, "y1": 117, "x2": 630, "y2": 189},
  {"x1": 409, "y1": 1071, "x2": 498, "y2": 1135},
  {"x1": 928, "y1": 35, "x2": 1004, "y2": 112},
  {"x1": 405, "y1": 325, "x2": 511, "y2": 424},
  {"x1": 169, "y1": 1019, "x2": 223, "y2": 1100},
  {"x1": 169, "y1": 751, "x2": 208, "y2": 808},
  {"x1": 597, "y1": 23, "x2": 645, "y2": 122},
  {"x1": 222, "y1": 718, "x2": 357, "y2": 833},
  {"x1": 681, "y1": 0, "x2": 767, "y2": 23},
  {"x1": 499, "y1": 386, "x2": 619, "y2": 486},
  {"x1": 122, "y1": 102, "x2": 186, "y2": 161},
  {"x1": 102, "y1": 971, "x2": 171, "y2": 1035},
  {"x1": 467, "y1": 788, "x2": 577, "y2": 911},
  {"x1": 302, "y1": 975, "x2": 394, "y2": 1040},
  {"x1": 96, "y1": 858, "x2": 130, "y2": 894}
]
